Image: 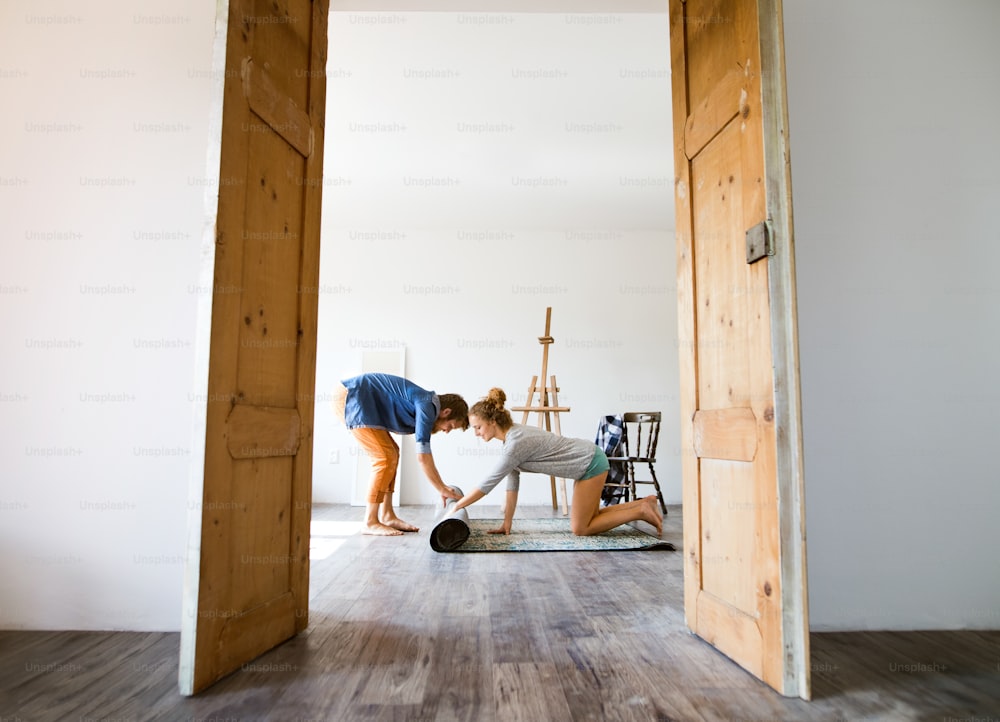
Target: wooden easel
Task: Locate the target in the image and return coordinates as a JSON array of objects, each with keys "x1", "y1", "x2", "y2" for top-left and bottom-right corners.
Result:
[{"x1": 511, "y1": 307, "x2": 571, "y2": 515}]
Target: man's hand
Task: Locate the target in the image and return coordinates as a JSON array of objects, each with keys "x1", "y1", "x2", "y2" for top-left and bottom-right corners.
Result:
[{"x1": 440, "y1": 486, "x2": 462, "y2": 506}]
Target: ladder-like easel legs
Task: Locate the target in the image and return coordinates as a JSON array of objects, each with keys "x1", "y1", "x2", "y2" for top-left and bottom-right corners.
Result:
[{"x1": 510, "y1": 308, "x2": 571, "y2": 515}]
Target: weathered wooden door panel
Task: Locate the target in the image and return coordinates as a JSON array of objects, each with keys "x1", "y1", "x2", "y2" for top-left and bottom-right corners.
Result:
[
  {"x1": 180, "y1": 0, "x2": 328, "y2": 696},
  {"x1": 669, "y1": 0, "x2": 809, "y2": 698}
]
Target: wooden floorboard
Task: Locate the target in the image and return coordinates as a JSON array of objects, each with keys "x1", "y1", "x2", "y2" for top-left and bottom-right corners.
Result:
[{"x1": 1, "y1": 503, "x2": 998, "y2": 721}]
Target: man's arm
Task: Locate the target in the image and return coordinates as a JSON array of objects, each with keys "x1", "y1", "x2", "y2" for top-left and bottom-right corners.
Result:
[{"x1": 416, "y1": 452, "x2": 461, "y2": 504}]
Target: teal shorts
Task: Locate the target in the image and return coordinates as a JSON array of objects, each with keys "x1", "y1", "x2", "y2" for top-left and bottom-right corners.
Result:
[{"x1": 581, "y1": 448, "x2": 610, "y2": 479}]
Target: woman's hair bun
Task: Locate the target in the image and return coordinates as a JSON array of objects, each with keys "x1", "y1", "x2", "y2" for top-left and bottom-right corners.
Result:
[{"x1": 486, "y1": 387, "x2": 506, "y2": 407}]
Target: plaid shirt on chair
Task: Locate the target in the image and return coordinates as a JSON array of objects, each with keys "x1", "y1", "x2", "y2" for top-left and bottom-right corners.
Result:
[{"x1": 595, "y1": 414, "x2": 627, "y2": 505}]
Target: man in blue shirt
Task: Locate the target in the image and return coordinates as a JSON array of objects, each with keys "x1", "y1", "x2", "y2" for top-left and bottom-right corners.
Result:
[{"x1": 333, "y1": 373, "x2": 468, "y2": 535}]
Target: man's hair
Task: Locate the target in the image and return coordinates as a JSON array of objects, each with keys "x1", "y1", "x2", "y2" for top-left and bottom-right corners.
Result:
[{"x1": 438, "y1": 393, "x2": 469, "y2": 430}]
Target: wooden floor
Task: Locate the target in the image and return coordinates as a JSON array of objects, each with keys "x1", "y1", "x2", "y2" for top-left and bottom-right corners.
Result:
[{"x1": 2, "y1": 503, "x2": 998, "y2": 721}]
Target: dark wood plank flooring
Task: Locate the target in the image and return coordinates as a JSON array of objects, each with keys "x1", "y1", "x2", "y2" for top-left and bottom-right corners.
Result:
[{"x1": 1, "y1": 503, "x2": 998, "y2": 721}]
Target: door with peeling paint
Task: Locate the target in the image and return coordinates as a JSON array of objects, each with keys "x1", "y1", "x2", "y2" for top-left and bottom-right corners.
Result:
[
  {"x1": 669, "y1": 0, "x2": 810, "y2": 698},
  {"x1": 179, "y1": 0, "x2": 329, "y2": 696}
]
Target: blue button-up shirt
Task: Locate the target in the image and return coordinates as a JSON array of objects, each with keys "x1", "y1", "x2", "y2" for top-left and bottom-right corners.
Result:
[{"x1": 341, "y1": 373, "x2": 440, "y2": 454}]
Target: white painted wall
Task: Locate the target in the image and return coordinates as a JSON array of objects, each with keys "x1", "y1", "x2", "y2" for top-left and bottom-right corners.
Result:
[
  {"x1": 784, "y1": 0, "x2": 1000, "y2": 630},
  {"x1": 0, "y1": 5, "x2": 677, "y2": 632},
  {"x1": 1, "y1": 0, "x2": 996, "y2": 635},
  {"x1": 0, "y1": 2, "x2": 216, "y2": 631},
  {"x1": 311, "y1": 11, "x2": 679, "y2": 509}
]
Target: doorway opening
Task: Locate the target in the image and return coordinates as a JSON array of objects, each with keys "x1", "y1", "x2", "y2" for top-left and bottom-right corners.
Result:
[
  {"x1": 310, "y1": 9, "x2": 682, "y2": 519},
  {"x1": 181, "y1": 0, "x2": 809, "y2": 700}
]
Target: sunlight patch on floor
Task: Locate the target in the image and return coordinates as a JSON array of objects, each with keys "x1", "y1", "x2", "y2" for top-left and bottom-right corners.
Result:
[{"x1": 309, "y1": 520, "x2": 364, "y2": 560}]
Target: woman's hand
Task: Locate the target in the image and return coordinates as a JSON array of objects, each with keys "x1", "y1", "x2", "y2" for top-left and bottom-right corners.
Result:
[
  {"x1": 487, "y1": 489, "x2": 517, "y2": 535},
  {"x1": 448, "y1": 488, "x2": 486, "y2": 512}
]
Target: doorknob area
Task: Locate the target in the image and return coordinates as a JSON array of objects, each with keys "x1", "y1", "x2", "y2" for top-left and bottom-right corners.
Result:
[{"x1": 746, "y1": 220, "x2": 774, "y2": 264}]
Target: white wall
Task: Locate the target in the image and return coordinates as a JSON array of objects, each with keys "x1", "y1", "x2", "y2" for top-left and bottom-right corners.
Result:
[
  {"x1": 0, "y1": 5, "x2": 677, "y2": 632},
  {"x1": 0, "y1": 3, "x2": 216, "y2": 630},
  {"x1": 311, "y1": 11, "x2": 679, "y2": 508},
  {"x1": 3, "y1": 0, "x2": 996, "y2": 635},
  {"x1": 784, "y1": 0, "x2": 1000, "y2": 630}
]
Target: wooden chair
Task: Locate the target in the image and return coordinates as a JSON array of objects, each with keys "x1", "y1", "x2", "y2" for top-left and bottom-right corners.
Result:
[{"x1": 606, "y1": 412, "x2": 667, "y2": 514}]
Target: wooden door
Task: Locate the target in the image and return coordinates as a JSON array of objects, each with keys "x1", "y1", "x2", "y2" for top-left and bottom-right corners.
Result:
[
  {"x1": 669, "y1": 0, "x2": 810, "y2": 698},
  {"x1": 179, "y1": 0, "x2": 329, "y2": 696}
]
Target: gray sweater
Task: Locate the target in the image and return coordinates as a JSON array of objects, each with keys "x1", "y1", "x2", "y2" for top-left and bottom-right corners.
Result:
[{"x1": 477, "y1": 424, "x2": 600, "y2": 495}]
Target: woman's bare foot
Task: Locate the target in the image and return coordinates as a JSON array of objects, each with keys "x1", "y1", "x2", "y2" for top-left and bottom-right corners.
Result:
[
  {"x1": 639, "y1": 496, "x2": 663, "y2": 537},
  {"x1": 381, "y1": 517, "x2": 419, "y2": 533},
  {"x1": 364, "y1": 522, "x2": 404, "y2": 536}
]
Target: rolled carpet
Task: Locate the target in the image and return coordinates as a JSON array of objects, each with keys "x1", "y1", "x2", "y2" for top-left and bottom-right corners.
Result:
[{"x1": 429, "y1": 486, "x2": 471, "y2": 552}]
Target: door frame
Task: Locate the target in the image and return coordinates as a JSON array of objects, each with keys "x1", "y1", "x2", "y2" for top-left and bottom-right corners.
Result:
[
  {"x1": 184, "y1": 0, "x2": 809, "y2": 698},
  {"x1": 755, "y1": 0, "x2": 810, "y2": 696}
]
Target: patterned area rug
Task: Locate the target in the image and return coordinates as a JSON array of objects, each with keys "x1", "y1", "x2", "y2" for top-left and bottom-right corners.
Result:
[{"x1": 443, "y1": 518, "x2": 676, "y2": 553}]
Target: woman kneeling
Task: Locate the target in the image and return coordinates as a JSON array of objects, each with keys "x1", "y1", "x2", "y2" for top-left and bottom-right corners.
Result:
[{"x1": 449, "y1": 388, "x2": 662, "y2": 537}]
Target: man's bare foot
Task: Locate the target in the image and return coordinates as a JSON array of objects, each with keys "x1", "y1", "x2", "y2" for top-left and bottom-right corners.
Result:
[
  {"x1": 363, "y1": 522, "x2": 404, "y2": 536},
  {"x1": 381, "y1": 517, "x2": 419, "y2": 532},
  {"x1": 639, "y1": 496, "x2": 663, "y2": 537}
]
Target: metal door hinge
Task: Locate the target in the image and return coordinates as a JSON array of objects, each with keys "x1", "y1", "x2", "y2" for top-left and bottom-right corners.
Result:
[{"x1": 746, "y1": 220, "x2": 774, "y2": 264}]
